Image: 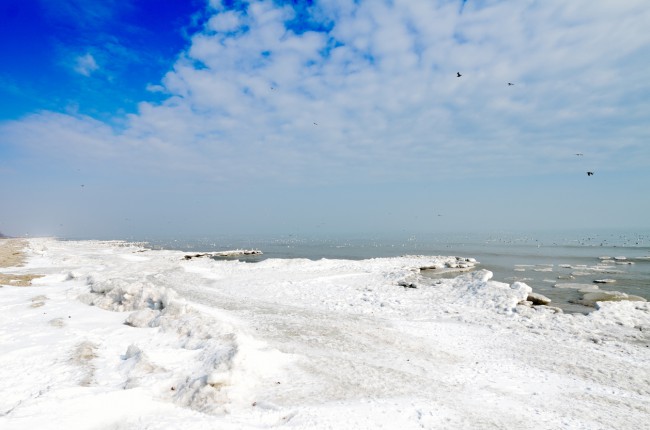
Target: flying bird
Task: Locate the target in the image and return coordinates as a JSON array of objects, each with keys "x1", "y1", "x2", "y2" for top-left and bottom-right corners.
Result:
[
  {"x1": 507, "y1": 83, "x2": 514, "y2": 86},
  {"x1": 587, "y1": 172, "x2": 594, "y2": 176},
  {"x1": 456, "y1": 72, "x2": 462, "y2": 77},
  {"x1": 313, "y1": 122, "x2": 318, "y2": 125},
  {"x1": 576, "y1": 153, "x2": 583, "y2": 156}
]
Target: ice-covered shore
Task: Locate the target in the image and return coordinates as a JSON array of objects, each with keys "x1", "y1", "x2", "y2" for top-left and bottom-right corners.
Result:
[{"x1": 1, "y1": 238, "x2": 649, "y2": 429}]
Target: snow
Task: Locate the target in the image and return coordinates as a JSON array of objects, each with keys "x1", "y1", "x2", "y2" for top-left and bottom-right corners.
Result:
[{"x1": 1, "y1": 238, "x2": 649, "y2": 429}]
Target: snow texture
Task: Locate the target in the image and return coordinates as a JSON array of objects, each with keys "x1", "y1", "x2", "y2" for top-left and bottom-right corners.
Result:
[{"x1": 1, "y1": 238, "x2": 649, "y2": 429}]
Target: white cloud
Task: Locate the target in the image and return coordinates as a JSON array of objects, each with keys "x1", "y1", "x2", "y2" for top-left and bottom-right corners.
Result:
[
  {"x1": 74, "y1": 53, "x2": 99, "y2": 76},
  {"x1": 145, "y1": 83, "x2": 166, "y2": 93},
  {"x1": 208, "y1": 0, "x2": 223, "y2": 11},
  {"x1": 207, "y1": 10, "x2": 242, "y2": 33},
  {"x1": 4, "y1": 0, "x2": 650, "y2": 186}
]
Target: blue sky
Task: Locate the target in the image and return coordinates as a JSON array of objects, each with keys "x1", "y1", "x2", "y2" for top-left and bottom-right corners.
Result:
[
  {"x1": 0, "y1": 0, "x2": 204, "y2": 119},
  {"x1": 1, "y1": 0, "x2": 649, "y2": 239}
]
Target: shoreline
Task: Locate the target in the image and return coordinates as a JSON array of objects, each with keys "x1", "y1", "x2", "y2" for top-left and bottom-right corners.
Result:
[
  {"x1": 0, "y1": 239, "x2": 43, "y2": 287},
  {"x1": 3, "y1": 236, "x2": 648, "y2": 310}
]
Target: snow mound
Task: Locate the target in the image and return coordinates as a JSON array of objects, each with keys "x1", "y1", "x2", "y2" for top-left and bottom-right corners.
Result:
[
  {"x1": 448, "y1": 270, "x2": 532, "y2": 315},
  {"x1": 137, "y1": 307, "x2": 293, "y2": 415},
  {"x1": 590, "y1": 301, "x2": 650, "y2": 329},
  {"x1": 79, "y1": 276, "x2": 172, "y2": 312},
  {"x1": 77, "y1": 269, "x2": 295, "y2": 415}
]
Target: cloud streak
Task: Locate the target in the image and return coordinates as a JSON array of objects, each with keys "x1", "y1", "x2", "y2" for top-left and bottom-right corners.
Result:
[{"x1": 74, "y1": 53, "x2": 99, "y2": 76}]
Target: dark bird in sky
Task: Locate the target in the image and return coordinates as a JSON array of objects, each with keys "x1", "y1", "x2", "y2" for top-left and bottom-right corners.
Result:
[
  {"x1": 507, "y1": 83, "x2": 514, "y2": 86},
  {"x1": 576, "y1": 153, "x2": 583, "y2": 156},
  {"x1": 313, "y1": 122, "x2": 318, "y2": 125},
  {"x1": 456, "y1": 72, "x2": 462, "y2": 77},
  {"x1": 587, "y1": 172, "x2": 594, "y2": 176}
]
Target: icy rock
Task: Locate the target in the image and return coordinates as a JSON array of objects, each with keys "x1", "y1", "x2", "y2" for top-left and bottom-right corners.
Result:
[
  {"x1": 511, "y1": 282, "x2": 534, "y2": 297},
  {"x1": 88, "y1": 276, "x2": 123, "y2": 294},
  {"x1": 471, "y1": 270, "x2": 493, "y2": 283},
  {"x1": 593, "y1": 279, "x2": 616, "y2": 284},
  {"x1": 81, "y1": 278, "x2": 173, "y2": 312},
  {"x1": 577, "y1": 291, "x2": 647, "y2": 307},
  {"x1": 183, "y1": 249, "x2": 262, "y2": 260},
  {"x1": 123, "y1": 344, "x2": 143, "y2": 360},
  {"x1": 455, "y1": 256, "x2": 477, "y2": 264},
  {"x1": 450, "y1": 271, "x2": 531, "y2": 314},
  {"x1": 424, "y1": 257, "x2": 477, "y2": 271},
  {"x1": 527, "y1": 292, "x2": 552, "y2": 306}
]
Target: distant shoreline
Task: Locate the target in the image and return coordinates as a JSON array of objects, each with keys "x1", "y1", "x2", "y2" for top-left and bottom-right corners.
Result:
[{"x1": 0, "y1": 239, "x2": 43, "y2": 286}]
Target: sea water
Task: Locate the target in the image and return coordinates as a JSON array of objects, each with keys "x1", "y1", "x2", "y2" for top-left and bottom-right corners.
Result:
[{"x1": 144, "y1": 229, "x2": 650, "y2": 313}]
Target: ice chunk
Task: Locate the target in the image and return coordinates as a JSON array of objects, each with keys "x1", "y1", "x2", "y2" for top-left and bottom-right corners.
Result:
[
  {"x1": 527, "y1": 292, "x2": 552, "y2": 305},
  {"x1": 577, "y1": 290, "x2": 647, "y2": 307},
  {"x1": 125, "y1": 308, "x2": 161, "y2": 328}
]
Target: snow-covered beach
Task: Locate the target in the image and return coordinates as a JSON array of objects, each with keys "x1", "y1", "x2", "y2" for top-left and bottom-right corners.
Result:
[{"x1": 1, "y1": 238, "x2": 649, "y2": 429}]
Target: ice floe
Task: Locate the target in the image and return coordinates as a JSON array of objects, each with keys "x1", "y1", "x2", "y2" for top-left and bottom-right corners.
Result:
[{"x1": 575, "y1": 290, "x2": 647, "y2": 307}]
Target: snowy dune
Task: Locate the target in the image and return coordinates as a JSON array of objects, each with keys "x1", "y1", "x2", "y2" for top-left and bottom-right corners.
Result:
[{"x1": 1, "y1": 238, "x2": 649, "y2": 429}]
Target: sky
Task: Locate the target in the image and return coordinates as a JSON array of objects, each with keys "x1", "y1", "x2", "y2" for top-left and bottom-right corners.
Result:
[{"x1": 1, "y1": 0, "x2": 649, "y2": 239}]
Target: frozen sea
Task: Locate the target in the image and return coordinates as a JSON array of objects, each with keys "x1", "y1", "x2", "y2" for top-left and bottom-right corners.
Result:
[{"x1": 144, "y1": 229, "x2": 650, "y2": 313}]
